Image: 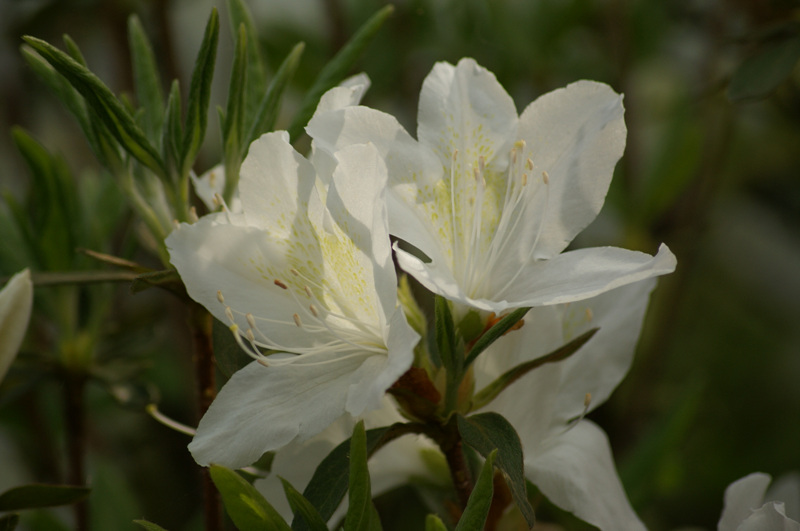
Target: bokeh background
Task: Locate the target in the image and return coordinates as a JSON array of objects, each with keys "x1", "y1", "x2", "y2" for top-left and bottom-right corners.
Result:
[{"x1": 1, "y1": 0, "x2": 799, "y2": 529}]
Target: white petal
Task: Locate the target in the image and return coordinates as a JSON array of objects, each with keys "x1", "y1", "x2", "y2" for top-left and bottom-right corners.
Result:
[
  {"x1": 0, "y1": 269, "x2": 33, "y2": 383},
  {"x1": 527, "y1": 420, "x2": 646, "y2": 531},
  {"x1": 737, "y1": 502, "x2": 800, "y2": 531},
  {"x1": 312, "y1": 73, "x2": 371, "y2": 116},
  {"x1": 719, "y1": 473, "x2": 772, "y2": 531},
  {"x1": 189, "y1": 353, "x2": 374, "y2": 468},
  {"x1": 517, "y1": 80, "x2": 626, "y2": 258},
  {"x1": 417, "y1": 58, "x2": 517, "y2": 168}
]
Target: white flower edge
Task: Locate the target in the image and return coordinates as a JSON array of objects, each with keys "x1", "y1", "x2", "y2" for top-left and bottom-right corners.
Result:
[
  {"x1": 0, "y1": 269, "x2": 33, "y2": 384},
  {"x1": 718, "y1": 473, "x2": 800, "y2": 531}
]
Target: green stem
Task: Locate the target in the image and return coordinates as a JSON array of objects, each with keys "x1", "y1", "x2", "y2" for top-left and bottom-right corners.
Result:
[{"x1": 64, "y1": 368, "x2": 88, "y2": 530}]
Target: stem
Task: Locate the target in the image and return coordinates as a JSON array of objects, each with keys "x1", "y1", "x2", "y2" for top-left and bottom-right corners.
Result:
[
  {"x1": 188, "y1": 302, "x2": 222, "y2": 531},
  {"x1": 439, "y1": 419, "x2": 473, "y2": 511},
  {"x1": 64, "y1": 369, "x2": 88, "y2": 531}
]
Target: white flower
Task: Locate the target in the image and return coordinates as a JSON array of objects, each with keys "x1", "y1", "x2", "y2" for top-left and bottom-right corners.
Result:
[
  {"x1": 252, "y1": 278, "x2": 657, "y2": 529},
  {"x1": 0, "y1": 269, "x2": 33, "y2": 385},
  {"x1": 718, "y1": 473, "x2": 800, "y2": 531},
  {"x1": 308, "y1": 58, "x2": 676, "y2": 315},
  {"x1": 166, "y1": 131, "x2": 419, "y2": 468}
]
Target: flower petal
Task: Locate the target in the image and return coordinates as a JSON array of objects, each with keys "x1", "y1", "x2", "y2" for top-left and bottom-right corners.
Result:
[
  {"x1": 718, "y1": 473, "x2": 772, "y2": 531},
  {"x1": 737, "y1": 502, "x2": 800, "y2": 531},
  {"x1": 527, "y1": 420, "x2": 646, "y2": 531},
  {"x1": 517, "y1": 80, "x2": 626, "y2": 258},
  {"x1": 0, "y1": 269, "x2": 33, "y2": 384},
  {"x1": 190, "y1": 351, "x2": 380, "y2": 467}
]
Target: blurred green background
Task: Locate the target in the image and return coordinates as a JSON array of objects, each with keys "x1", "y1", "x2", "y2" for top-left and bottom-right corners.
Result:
[{"x1": 1, "y1": 0, "x2": 799, "y2": 529}]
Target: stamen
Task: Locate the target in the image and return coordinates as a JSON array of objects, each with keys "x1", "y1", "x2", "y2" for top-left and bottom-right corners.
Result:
[
  {"x1": 146, "y1": 404, "x2": 196, "y2": 436},
  {"x1": 293, "y1": 313, "x2": 302, "y2": 327},
  {"x1": 246, "y1": 313, "x2": 257, "y2": 329},
  {"x1": 526, "y1": 158, "x2": 534, "y2": 171},
  {"x1": 542, "y1": 171, "x2": 550, "y2": 185},
  {"x1": 172, "y1": 219, "x2": 180, "y2": 230},
  {"x1": 225, "y1": 306, "x2": 235, "y2": 324},
  {"x1": 585, "y1": 308, "x2": 593, "y2": 321},
  {"x1": 309, "y1": 304, "x2": 319, "y2": 317},
  {"x1": 214, "y1": 192, "x2": 233, "y2": 222},
  {"x1": 217, "y1": 290, "x2": 225, "y2": 304},
  {"x1": 274, "y1": 279, "x2": 288, "y2": 290},
  {"x1": 189, "y1": 206, "x2": 199, "y2": 223}
]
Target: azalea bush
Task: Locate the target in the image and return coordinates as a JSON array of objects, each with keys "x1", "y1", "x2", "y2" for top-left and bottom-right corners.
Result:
[{"x1": 1, "y1": 1, "x2": 799, "y2": 530}]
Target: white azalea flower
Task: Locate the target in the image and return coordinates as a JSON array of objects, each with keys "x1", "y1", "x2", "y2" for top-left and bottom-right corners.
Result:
[
  {"x1": 166, "y1": 132, "x2": 419, "y2": 468},
  {"x1": 718, "y1": 473, "x2": 800, "y2": 531},
  {"x1": 0, "y1": 269, "x2": 33, "y2": 384},
  {"x1": 308, "y1": 58, "x2": 676, "y2": 315},
  {"x1": 253, "y1": 278, "x2": 657, "y2": 529}
]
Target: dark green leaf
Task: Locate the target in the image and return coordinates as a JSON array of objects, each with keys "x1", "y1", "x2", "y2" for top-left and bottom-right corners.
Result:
[
  {"x1": 0, "y1": 484, "x2": 90, "y2": 511},
  {"x1": 470, "y1": 328, "x2": 598, "y2": 412},
  {"x1": 434, "y1": 295, "x2": 457, "y2": 374},
  {"x1": 454, "y1": 449, "x2": 496, "y2": 531},
  {"x1": 162, "y1": 80, "x2": 183, "y2": 176},
  {"x1": 210, "y1": 464, "x2": 292, "y2": 531},
  {"x1": 280, "y1": 478, "x2": 328, "y2": 531},
  {"x1": 728, "y1": 35, "x2": 800, "y2": 102},
  {"x1": 130, "y1": 269, "x2": 187, "y2": 299},
  {"x1": 287, "y1": 5, "x2": 394, "y2": 140},
  {"x1": 344, "y1": 421, "x2": 379, "y2": 531},
  {"x1": 133, "y1": 519, "x2": 170, "y2": 531},
  {"x1": 222, "y1": 22, "x2": 248, "y2": 201},
  {"x1": 128, "y1": 15, "x2": 165, "y2": 143},
  {"x1": 22, "y1": 36, "x2": 167, "y2": 179},
  {"x1": 457, "y1": 413, "x2": 535, "y2": 528},
  {"x1": 181, "y1": 8, "x2": 219, "y2": 178},
  {"x1": 246, "y1": 42, "x2": 305, "y2": 146},
  {"x1": 227, "y1": 0, "x2": 268, "y2": 121},
  {"x1": 464, "y1": 307, "x2": 529, "y2": 368},
  {"x1": 0, "y1": 514, "x2": 19, "y2": 531},
  {"x1": 62, "y1": 35, "x2": 87, "y2": 66}
]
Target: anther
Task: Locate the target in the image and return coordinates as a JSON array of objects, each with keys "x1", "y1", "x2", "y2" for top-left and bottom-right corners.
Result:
[
  {"x1": 246, "y1": 328, "x2": 256, "y2": 343},
  {"x1": 172, "y1": 219, "x2": 180, "y2": 230},
  {"x1": 293, "y1": 313, "x2": 302, "y2": 327},
  {"x1": 274, "y1": 279, "x2": 288, "y2": 290},
  {"x1": 217, "y1": 290, "x2": 225, "y2": 304},
  {"x1": 584, "y1": 393, "x2": 592, "y2": 408},
  {"x1": 526, "y1": 158, "x2": 534, "y2": 171},
  {"x1": 214, "y1": 193, "x2": 227, "y2": 211},
  {"x1": 309, "y1": 304, "x2": 319, "y2": 317},
  {"x1": 290, "y1": 269, "x2": 301, "y2": 277},
  {"x1": 189, "y1": 206, "x2": 199, "y2": 223},
  {"x1": 225, "y1": 306, "x2": 235, "y2": 323},
  {"x1": 511, "y1": 147, "x2": 518, "y2": 164},
  {"x1": 304, "y1": 286, "x2": 313, "y2": 298},
  {"x1": 478, "y1": 155, "x2": 486, "y2": 173},
  {"x1": 522, "y1": 173, "x2": 528, "y2": 186},
  {"x1": 452, "y1": 149, "x2": 458, "y2": 161},
  {"x1": 585, "y1": 308, "x2": 593, "y2": 321},
  {"x1": 246, "y1": 313, "x2": 256, "y2": 329},
  {"x1": 542, "y1": 171, "x2": 550, "y2": 185}
]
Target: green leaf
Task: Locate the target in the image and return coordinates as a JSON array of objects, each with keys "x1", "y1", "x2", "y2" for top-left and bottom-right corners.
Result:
[
  {"x1": 280, "y1": 478, "x2": 328, "y2": 531},
  {"x1": 0, "y1": 484, "x2": 90, "y2": 511},
  {"x1": 0, "y1": 514, "x2": 19, "y2": 531},
  {"x1": 222, "y1": 22, "x2": 248, "y2": 202},
  {"x1": 434, "y1": 296, "x2": 457, "y2": 374},
  {"x1": 130, "y1": 269, "x2": 187, "y2": 298},
  {"x1": 294, "y1": 426, "x2": 390, "y2": 531},
  {"x1": 728, "y1": 35, "x2": 800, "y2": 102},
  {"x1": 457, "y1": 413, "x2": 535, "y2": 528},
  {"x1": 287, "y1": 5, "x2": 394, "y2": 140},
  {"x1": 344, "y1": 421, "x2": 380, "y2": 531},
  {"x1": 470, "y1": 328, "x2": 599, "y2": 412},
  {"x1": 464, "y1": 307, "x2": 529, "y2": 368},
  {"x1": 210, "y1": 464, "x2": 292, "y2": 531},
  {"x1": 162, "y1": 80, "x2": 183, "y2": 177},
  {"x1": 62, "y1": 35, "x2": 87, "y2": 66},
  {"x1": 246, "y1": 42, "x2": 305, "y2": 146},
  {"x1": 133, "y1": 520, "x2": 169, "y2": 531},
  {"x1": 227, "y1": 0, "x2": 267, "y2": 121},
  {"x1": 22, "y1": 36, "x2": 167, "y2": 179},
  {"x1": 181, "y1": 8, "x2": 219, "y2": 178},
  {"x1": 128, "y1": 14, "x2": 165, "y2": 143},
  {"x1": 454, "y1": 449, "x2": 496, "y2": 531},
  {"x1": 424, "y1": 514, "x2": 447, "y2": 531}
]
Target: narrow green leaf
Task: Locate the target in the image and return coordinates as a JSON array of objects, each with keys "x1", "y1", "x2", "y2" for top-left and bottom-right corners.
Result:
[
  {"x1": 464, "y1": 307, "x2": 530, "y2": 368},
  {"x1": 287, "y1": 5, "x2": 394, "y2": 140},
  {"x1": 470, "y1": 328, "x2": 599, "y2": 412},
  {"x1": 222, "y1": 22, "x2": 248, "y2": 201},
  {"x1": 210, "y1": 464, "x2": 292, "y2": 531},
  {"x1": 0, "y1": 484, "x2": 90, "y2": 511},
  {"x1": 728, "y1": 35, "x2": 800, "y2": 102},
  {"x1": 246, "y1": 42, "x2": 305, "y2": 145},
  {"x1": 424, "y1": 514, "x2": 447, "y2": 531},
  {"x1": 294, "y1": 424, "x2": 417, "y2": 531},
  {"x1": 22, "y1": 36, "x2": 167, "y2": 179},
  {"x1": 457, "y1": 414, "x2": 535, "y2": 528},
  {"x1": 434, "y1": 295, "x2": 457, "y2": 374},
  {"x1": 344, "y1": 421, "x2": 375, "y2": 531},
  {"x1": 132, "y1": 519, "x2": 170, "y2": 531},
  {"x1": 162, "y1": 80, "x2": 183, "y2": 177},
  {"x1": 0, "y1": 514, "x2": 19, "y2": 531},
  {"x1": 280, "y1": 478, "x2": 328, "y2": 531},
  {"x1": 130, "y1": 269, "x2": 187, "y2": 299},
  {"x1": 181, "y1": 8, "x2": 219, "y2": 178},
  {"x1": 128, "y1": 15, "x2": 165, "y2": 142},
  {"x1": 227, "y1": 0, "x2": 267, "y2": 121},
  {"x1": 62, "y1": 35, "x2": 87, "y2": 66},
  {"x1": 454, "y1": 449, "x2": 496, "y2": 531}
]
